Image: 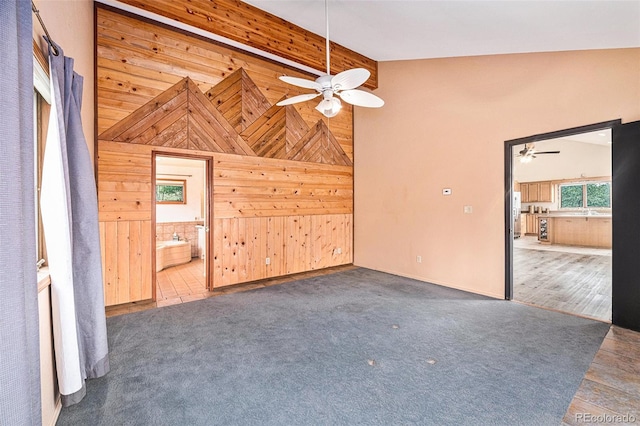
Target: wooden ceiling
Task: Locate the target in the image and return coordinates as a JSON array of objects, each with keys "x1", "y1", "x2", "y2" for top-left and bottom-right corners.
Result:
[{"x1": 114, "y1": 0, "x2": 378, "y2": 89}]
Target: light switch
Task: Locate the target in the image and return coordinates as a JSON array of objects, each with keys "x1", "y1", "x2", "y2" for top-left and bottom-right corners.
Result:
[{"x1": 464, "y1": 205, "x2": 473, "y2": 214}]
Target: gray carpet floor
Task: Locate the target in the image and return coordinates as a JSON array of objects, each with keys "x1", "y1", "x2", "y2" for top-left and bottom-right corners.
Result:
[{"x1": 57, "y1": 268, "x2": 609, "y2": 425}]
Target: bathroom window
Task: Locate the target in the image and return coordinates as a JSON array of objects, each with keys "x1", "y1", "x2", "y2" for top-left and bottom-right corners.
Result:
[{"x1": 156, "y1": 179, "x2": 187, "y2": 204}]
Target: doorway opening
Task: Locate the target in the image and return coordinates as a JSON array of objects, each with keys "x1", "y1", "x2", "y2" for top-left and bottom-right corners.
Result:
[
  {"x1": 153, "y1": 153, "x2": 212, "y2": 306},
  {"x1": 505, "y1": 121, "x2": 618, "y2": 322}
]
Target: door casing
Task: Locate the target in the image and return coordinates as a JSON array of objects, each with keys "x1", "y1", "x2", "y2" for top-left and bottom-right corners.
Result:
[
  {"x1": 152, "y1": 151, "x2": 214, "y2": 297},
  {"x1": 504, "y1": 119, "x2": 619, "y2": 301}
]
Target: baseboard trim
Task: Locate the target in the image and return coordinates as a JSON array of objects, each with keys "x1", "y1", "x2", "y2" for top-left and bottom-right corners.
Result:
[{"x1": 352, "y1": 265, "x2": 505, "y2": 300}]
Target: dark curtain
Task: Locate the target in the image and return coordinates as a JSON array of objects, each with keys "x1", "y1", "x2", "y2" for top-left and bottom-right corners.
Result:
[{"x1": 0, "y1": 1, "x2": 42, "y2": 425}]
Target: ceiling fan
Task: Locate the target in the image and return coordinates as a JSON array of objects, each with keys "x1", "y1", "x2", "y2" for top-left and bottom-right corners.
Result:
[
  {"x1": 517, "y1": 144, "x2": 560, "y2": 163},
  {"x1": 275, "y1": 0, "x2": 384, "y2": 118}
]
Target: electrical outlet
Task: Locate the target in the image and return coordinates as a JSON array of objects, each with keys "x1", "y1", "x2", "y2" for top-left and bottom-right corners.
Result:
[
  {"x1": 265, "y1": 257, "x2": 270, "y2": 265},
  {"x1": 464, "y1": 205, "x2": 473, "y2": 214},
  {"x1": 416, "y1": 255, "x2": 422, "y2": 263},
  {"x1": 337, "y1": 247, "x2": 342, "y2": 254}
]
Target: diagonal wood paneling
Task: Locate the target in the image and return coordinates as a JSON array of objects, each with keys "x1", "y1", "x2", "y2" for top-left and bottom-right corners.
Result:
[
  {"x1": 99, "y1": 78, "x2": 189, "y2": 142},
  {"x1": 100, "y1": 69, "x2": 351, "y2": 166},
  {"x1": 98, "y1": 76, "x2": 255, "y2": 156},
  {"x1": 205, "y1": 68, "x2": 272, "y2": 133},
  {"x1": 288, "y1": 121, "x2": 353, "y2": 166},
  {"x1": 185, "y1": 78, "x2": 255, "y2": 156},
  {"x1": 286, "y1": 105, "x2": 310, "y2": 154},
  {"x1": 240, "y1": 103, "x2": 287, "y2": 158},
  {"x1": 96, "y1": 6, "x2": 353, "y2": 163}
]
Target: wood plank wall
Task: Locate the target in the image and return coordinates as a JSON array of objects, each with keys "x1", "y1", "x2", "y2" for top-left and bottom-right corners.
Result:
[
  {"x1": 96, "y1": 5, "x2": 355, "y2": 306},
  {"x1": 114, "y1": 0, "x2": 378, "y2": 89},
  {"x1": 213, "y1": 214, "x2": 352, "y2": 287}
]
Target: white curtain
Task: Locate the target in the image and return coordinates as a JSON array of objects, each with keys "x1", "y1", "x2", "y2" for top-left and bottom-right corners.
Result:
[{"x1": 40, "y1": 40, "x2": 109, "y2": 407}]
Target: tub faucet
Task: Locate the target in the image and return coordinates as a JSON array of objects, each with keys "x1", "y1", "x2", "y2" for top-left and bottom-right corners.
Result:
[{"x1": 173, "y1": 232, "x2": 179, "y2": 241}]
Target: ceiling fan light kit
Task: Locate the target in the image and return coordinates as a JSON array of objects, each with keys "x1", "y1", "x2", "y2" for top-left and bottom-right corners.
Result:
[
  {"x1": 276, "y1": 0, "x2": 384, "y2": 118},
  {"x1": 316, "y1": 97, "x2": 342, "y2": 118}
]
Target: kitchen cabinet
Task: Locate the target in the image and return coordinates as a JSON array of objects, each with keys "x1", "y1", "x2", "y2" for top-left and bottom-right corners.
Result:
[
  {"x1": 521, "y1": 181, "x2": 554, "y2": 203},
  {"x1": 538, "y1": 181, "x2": 553, "y2": 202},
  {"x1": 524, "y1": 213, "x2": 539, "y2": 236},
  {"x1": 521, "y1": 184, "x2": 529, "y2": 202},
  {"x1": 546, "y1": 216, "x2": 611, "y2": 248},
  {"x1": 527, "y1": 184, "x2": 539, "y2": 203}
]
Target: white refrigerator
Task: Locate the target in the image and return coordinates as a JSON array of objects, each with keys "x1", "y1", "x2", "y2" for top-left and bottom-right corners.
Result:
[{"x1": 513, "y1": 191, "x2": 522, "y2": 238}]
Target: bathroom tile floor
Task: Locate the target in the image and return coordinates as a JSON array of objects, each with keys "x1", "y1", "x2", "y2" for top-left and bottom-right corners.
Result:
[{"x1": 156, "y1": 258, "x2": 208, "y2": 307}]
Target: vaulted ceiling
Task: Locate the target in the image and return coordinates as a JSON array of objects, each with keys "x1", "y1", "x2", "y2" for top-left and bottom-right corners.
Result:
[{"x1": 244, "y1": 0, "x2": 640, "y2": 61}]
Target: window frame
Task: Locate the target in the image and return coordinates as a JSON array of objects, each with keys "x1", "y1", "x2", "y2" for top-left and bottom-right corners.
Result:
[
  {"x1": 156, "y1": 179, "x2": 187, "y2": 204},
  {"x1": 559, "y1": 180, "x2": 612, "y2": 210},
  {"x1": 33, "y1": 42, "x2": 51, "y2": 267}
]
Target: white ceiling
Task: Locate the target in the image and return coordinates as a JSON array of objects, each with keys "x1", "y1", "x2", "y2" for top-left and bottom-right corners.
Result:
[
  {"x1": 513, "y1": 129, "x2": 612, "y2": 183},
  {"x1": 244, "y1": 0, "x2": 640, "y2": 62}
]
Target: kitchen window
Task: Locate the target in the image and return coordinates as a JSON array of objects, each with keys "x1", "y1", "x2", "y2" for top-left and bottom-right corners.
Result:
[{"x1": 560, "y1": 182, "x2": 611, "y2": 209}]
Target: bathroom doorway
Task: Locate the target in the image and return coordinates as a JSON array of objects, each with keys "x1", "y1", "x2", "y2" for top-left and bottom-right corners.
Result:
[{"x1": 153, "y1": 153, "x2": 212, "y2": 306}]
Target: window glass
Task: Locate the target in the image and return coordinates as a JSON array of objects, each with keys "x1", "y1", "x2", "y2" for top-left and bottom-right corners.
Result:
[
  {"x1": 586, "y1": 182, "x2": 611, "y2": 208},
  {"x1": 560, "y1": 185, "x2": 583, "y2": 208},
  {"x1": 34, "y1": 51, "x2": 51, "y2": 267},
  {"x1": 560, "y1": 182, "x2": 611, "y2": 209}
]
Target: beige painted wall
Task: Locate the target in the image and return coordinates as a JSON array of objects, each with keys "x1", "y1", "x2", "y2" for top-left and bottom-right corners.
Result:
[
  {"x1": 354, "y1": 48, "x2": 640, "y2": 298},
  {"x1": 33, "y1": 0, "x2": 95, "y2": 162}
]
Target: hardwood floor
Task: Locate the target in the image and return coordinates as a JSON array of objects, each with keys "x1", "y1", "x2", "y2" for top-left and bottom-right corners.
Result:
[
  {"x1": 513, "y1": 236, "x2": 611, "y2": 322},
  {"x1": 563, "y1": 326, "x2": 640, "y2": 425}
]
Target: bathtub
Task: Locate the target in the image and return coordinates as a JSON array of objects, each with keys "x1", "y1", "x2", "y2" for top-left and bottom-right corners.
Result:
[{"x1": 156, "y1": 240, "x2": 191, "y2": 272}]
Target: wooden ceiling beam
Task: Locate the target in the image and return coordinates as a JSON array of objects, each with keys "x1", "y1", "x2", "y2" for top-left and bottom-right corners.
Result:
[{"x1": 114, "y1": 0, "x2": 379, "y2": 89}]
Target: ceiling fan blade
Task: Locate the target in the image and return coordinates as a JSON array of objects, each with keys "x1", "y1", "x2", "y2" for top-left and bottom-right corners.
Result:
[
  {"x1": 279, "y1": 75, "x2": 322, "y2": 91},
  {"x1": 338, "y1": 89, "x2": 384, "y2": 108},
  {"x1": 276, "y1": 93, "x2": 321, "y2": 106},
  {"x1": 535, "y1": 151, "x2": 561, "y2": 154},
  {"x1": 331, "y1": 68, "x2": 370, "y2": 91}
]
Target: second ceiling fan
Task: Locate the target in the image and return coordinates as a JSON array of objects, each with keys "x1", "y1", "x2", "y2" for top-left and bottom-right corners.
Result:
[
  {"x1": 276, "y1": 0, "x2": 384, "y2": 118},
  {"x1": 518, "y1": 144, "x2": 560, "y2": 163}
]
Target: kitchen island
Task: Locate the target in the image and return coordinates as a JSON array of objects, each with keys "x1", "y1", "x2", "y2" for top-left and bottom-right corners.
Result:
[{"x1": 538, "y1": 213, "x2": 611, "y2": 249}]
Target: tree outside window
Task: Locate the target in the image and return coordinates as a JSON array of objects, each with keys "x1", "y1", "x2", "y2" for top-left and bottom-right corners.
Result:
[
  {"x1": 156, "y1": 179, "x2": 187, "y2": 204},
  {"x1": 560, "y1": 182, "x2": 611, "y2": 209},
  {"x1": 586, "y1": 183, "x2": 611, "y2": 208},
  {"x1": 560, "y1": 184, "x2": 583, "y2": 208}
]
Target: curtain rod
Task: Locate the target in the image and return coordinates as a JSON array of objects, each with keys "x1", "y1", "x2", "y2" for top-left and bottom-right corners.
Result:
[
  {"x1": 157, "y1": 174, "x2": 193, "y2": 178},
  {"x1": 31, "y1": 1, "x2": 59, "y2": 56}
]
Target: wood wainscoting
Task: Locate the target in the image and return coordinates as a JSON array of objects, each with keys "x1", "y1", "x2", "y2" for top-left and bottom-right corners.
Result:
[
  {"x1": 96, "y1": 5, "x2": 357, "y2": 306},
  {"x1": 213, "y1": 214, "x2": 352, "y2": 287},
  {"x1": 97, "y1": 140, "x2": 353, "y2": 306}
]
